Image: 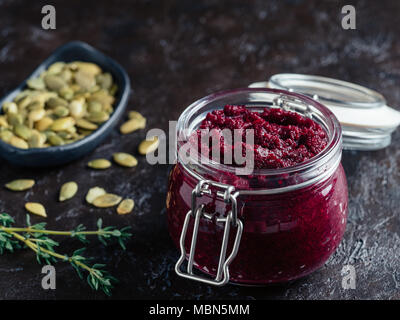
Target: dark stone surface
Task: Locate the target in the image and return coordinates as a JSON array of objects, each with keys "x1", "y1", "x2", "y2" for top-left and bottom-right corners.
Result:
[{"x1": 0, "y1": 0, "x2": 399, "y2": 300}]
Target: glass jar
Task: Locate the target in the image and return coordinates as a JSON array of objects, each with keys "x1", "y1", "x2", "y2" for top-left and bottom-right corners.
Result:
[{"x1": 166, "y1": 88, "x2": 348, "y2": 286}]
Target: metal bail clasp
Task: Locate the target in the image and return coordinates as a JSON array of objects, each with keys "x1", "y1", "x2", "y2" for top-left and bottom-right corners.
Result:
[{"x1": 175, "y1": 180, "x2": 243, "y2": 286}]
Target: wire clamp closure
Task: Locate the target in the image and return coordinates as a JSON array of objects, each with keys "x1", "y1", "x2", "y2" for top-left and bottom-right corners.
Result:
[{"x1": 175, "y1": 179, "x2": 243, "y2": 286}]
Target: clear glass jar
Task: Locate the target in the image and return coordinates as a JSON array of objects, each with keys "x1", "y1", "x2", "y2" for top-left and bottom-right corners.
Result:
[{"x1": 166, "y1": 88, "x2": 348, "y2": 286}]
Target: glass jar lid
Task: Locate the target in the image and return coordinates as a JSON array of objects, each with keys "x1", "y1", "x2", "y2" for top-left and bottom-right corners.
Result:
[{"x1": 249, "y1": 74, "x2": 400, "y2": 151}]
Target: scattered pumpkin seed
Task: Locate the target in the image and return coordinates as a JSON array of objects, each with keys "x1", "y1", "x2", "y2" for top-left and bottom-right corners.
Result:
[
  {"x1": 138, "y1": 136, "x2": 159, "y2": 155},
  {"x1": 92, "y1": 193, "x2": 122, "y2": 208},
  {"x1": 5, "y1": 179, "x2": 35, "y2": 191},
  {"x1": 59, "y1": 181, "x2": 78, "y2": 202},
  {"x1": 86, "y1": 187, "x2": 106, "y2": 204},
  {"x1": 117, "y1": 199, "x2": 134, "y2": 215},
  {"x1": 113, "y1": 152, "x2": 138, "y2": 167},
  {"x1": 87, "y1": 158, "x2": 112, "y2": 169},
  {"x1": 120, "y1": 117, "x2": 146, "y2": 134},
  {"x1": 25, "y1": 202, "x2": 47, "y2": 217}
]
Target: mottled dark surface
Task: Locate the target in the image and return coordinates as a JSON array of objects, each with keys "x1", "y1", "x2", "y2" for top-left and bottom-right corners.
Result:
[{"x1": 0, "y1": 0, "x2": 399, "y2": 300}]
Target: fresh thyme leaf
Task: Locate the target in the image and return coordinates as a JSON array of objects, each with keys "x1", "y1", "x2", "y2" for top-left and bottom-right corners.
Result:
[{"x1": 0, "y1": 212, "x2": 131, "y2": 295}]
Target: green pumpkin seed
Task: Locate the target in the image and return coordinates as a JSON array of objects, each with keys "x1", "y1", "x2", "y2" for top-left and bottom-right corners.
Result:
[
  {"x1": 54, "y1": 106, "x2": 70, "y2": 118},
  {"x1": 5, "y1": 179, "x2": 35, "y2": 191},
  {"x1": 76, "y1": 118, "x2": 98, "y2": 130},
  {"x1": 120, "y1": 117, "x2": 146, "y2": 134},
  {"x1": 48, "y1": 133, "x2": 64, "y2": 146},
  {"x1": 44, "y1": 74, "x2": 66, "y2": 91},
  {"x1": 9, "y1": 136, "x2": 28, "y2": 149},
  {"x1": 3, "y1": 102, "x2": 18, "y2": 114},
  {"x1": 92, "y1": 193, "x2": 122, "y2": 208},
  {"x1": 86, "y1": 111, "x2": 109, "y2": 123},
  {"x1": 0, "y1": 116, "x2": 8, "y2": 128},
  {"x1": 35, "y1": 117, "x2": 53, "y2": 131},
  {"x1": 27, "y1": 78, "x2": 45, "y2": 90},
  {"x1": 46, "y1": 97, "x2": 68, "y2": 108},
  {"x1": 88, "y1": 158, "x2": 112, "y2": 169},
  {"x1": 128, "y1": 111, "x2": 145, "y2": 120},
  {"x1": 113, "y1": 152, "x2": 138, "y2": 167},
  {"x1": 51, "y1": 117, "x2": 75, "y2": 131},
  {"x1": 86, "y1": 187, "x2": 106, "y2": 204},
  {"x1": 117, "y1": 199, "x2": 134, "y2": 215},
  {"x1": 75, "y1": 70, "x2": 96, "y2": 90},
  {"x1": 27, "y1": 131, "x2": 46, "y2": 148},
  {"x1": 74, "y1": 62, "x2": 102, "y2": 75},
  {"x1": 7, "y1": 113, "x2": 23, "y2": 126},
  {"x1": 138, "y1": 136, "x2": 159, "y2": 155},
  {"x1": 96, "y1": 73, "x2": 113, "y2": 90},
  {"x1": 0, "y1": 130, "x2": 13, "y2": 142},
  {"x1": 69, "y1": 98, "x2": 85, "y2": 118},
  {"x1": 59, "y1": 181, "x2": 78, "y2": 202},
  {"x1": 47, "y1": 62, "x2": 66, "y2": 74},
  {"x1": 87, "y1": 101, "x2": 103, "y2": 113},
  {"x1": 25, "y1": 202, "x2": 47, "y2": 217}
]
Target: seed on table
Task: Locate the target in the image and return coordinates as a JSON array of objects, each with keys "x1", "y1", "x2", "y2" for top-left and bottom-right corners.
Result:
[
  {"x1": 128, "y1": 111, "x2": 145, "y2": 120},
  {"x1": 86, "y1": 187, "x2": 106, "y2": 204},
  {"x1": 87, "y1": 158, "x2": 112, "y2": 169},
  {"x1": 5, "y1": 179, "x2": 35, "y2": 191},
  {"x1": 120, "y1": 117, "x2": 146, "y2": 134},
  {"x1": 25, "y1": 202, "x2": 47, "y2": 217},
  {"x1": 138, "y1": 136, "x2": 159, "y2": 155},
  {"x1": 9, "y1": 136, "x2": 29, "y2": 149},
  {"x1": 92, "y1": 193, "x2": 122, "y2": 208},
  {"x1": 117, "y1": 199, "x2": 134, "y2": 215},
  {"x1": 113, "y1": 152, "x2": 138, "y2": 167},
  {"x1": 59, "y1": 181, "x2": 78, "y2": 202}
]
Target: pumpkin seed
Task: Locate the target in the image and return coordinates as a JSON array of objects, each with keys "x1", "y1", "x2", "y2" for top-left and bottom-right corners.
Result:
[
  {"x1": 92, "y1": 193, "x2": 122, "y2": 208},
  {"x1": 87, "y1": 111, "x2": 109, "y2": 123},
  {"x1": 9, "y1": 136, "x2": 28, "y2": 149},
  {"x1": 113, "y1": 152, "x2": 138, "y2": 167},
  {"x1": 128, "y1": 110, "x2": 145, "y2": 120},
  {"x1": 88, "y1": 158, "x2": 112, "y2": 169},
  {"x1": 25, "y1": 202, "x2": 47, "y2": 217},
  {"x1": 0, "y1": 116, "x2": 8, "y2": 128},
  {"x1": 3, "y1": 102, "x2": 18, "y2": 114},
  {"x1": 51, "y1": 117, "x2": 75, "y2": 131},
  {"x1": 47, "y1": 97, "x2": 68, "y2": 108},
  {"x1": 48, "y1": 133, "x2": 64, "y2": 146},
  {"x1": 35, "y1": 117, "x2": 54, "y2": 131},
  {"x1": 138, "y1": 136, "x2": 159, "y2": 155},
  {"x1": 76, "y1": 118, "x2": 98, "y2": 130},
  {"x1": 27, "y1": 130, "x2": 45, "y2": 148},
  {"x1": 69, "y1": 98, "x2": 85, "y2": 118},
  {"x1": 14, "y1": 124, "x2": 31, "y2": 140},
  {"x1": 0, "y1": 130, "x2": 13, "y2": 142},
  {"x1": 59, "y1": 181, "x2": 78, "y2": 201},
  {"x1": 54, "y1": 106, "x2": 70, "y2": 118},
  {"x1": 75, "y1": 70, "x2": 96, "y2": 90},
  {"x1": 73, "y1": 62, "x2": 102, "y2": 76},
  {"x1": 5, "y1": 179, "x2": 35, "y2": 191},
  {"x1": 86, "y1": 186, "x2": 106, "y2": 204},
  {"x1": 117, "y1": 199, "x2": 134, "y2": 215},
  {"x1": 44, "y1": 74, "x2": 66, "y2": 91},
  {"x1": 120, "y1": 117, "x2": 146, "y2": 134},
  {"x1": 27, "y1": 78, "x2": 45, "y2": 90},
  {"x1": 47, "y1": 62, "x2": 66, "y2": 74}
]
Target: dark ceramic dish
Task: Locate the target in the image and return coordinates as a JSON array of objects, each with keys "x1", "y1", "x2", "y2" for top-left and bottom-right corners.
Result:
[{"x1": 0, "y1": 41, "x2": 130, "y2": 167}]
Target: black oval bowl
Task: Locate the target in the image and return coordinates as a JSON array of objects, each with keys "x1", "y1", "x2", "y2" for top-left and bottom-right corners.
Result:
[{"x1": 0, "y1": 41, "x2": 130, "y2": 167}]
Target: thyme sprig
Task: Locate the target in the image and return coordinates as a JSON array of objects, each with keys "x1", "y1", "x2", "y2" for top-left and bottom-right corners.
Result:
[{"x1": 0, "y1": 213, "x2": 131, "y2": 296}]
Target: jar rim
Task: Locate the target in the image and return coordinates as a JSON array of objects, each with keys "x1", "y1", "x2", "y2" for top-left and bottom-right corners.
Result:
[{"x1": 176, "y1": 88, "x2": 342, "y2": 188}]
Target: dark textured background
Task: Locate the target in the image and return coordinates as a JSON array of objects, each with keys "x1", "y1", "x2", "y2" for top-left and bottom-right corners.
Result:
[{"x1": 0, "y1": 0, "x2": 399, "y2": 300}]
